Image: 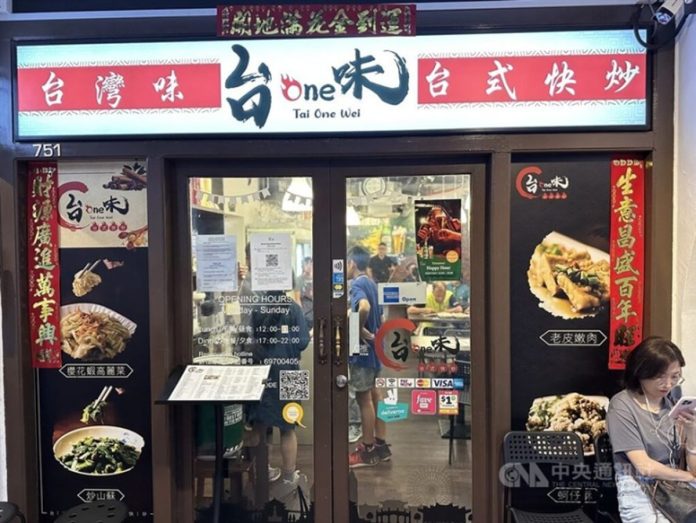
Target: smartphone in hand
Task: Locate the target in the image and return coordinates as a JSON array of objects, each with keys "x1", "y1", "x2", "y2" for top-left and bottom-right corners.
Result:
[{"x1": 668, "y1": 396, "x2": 696, "y2": 419}]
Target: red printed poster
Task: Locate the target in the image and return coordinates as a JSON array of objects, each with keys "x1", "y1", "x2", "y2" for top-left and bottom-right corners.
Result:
[
  {"x1": 27, "y1": 162, "x2": 62, "y2": 368},
  {"x1": 608, "y1": 158, "x2": 645, "y2": 369}
]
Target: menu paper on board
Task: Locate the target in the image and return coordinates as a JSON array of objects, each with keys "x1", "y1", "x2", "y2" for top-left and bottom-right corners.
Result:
[
  {"x1": 250, "y1": 233, "x2": 293, "y2": 292},
  {"x1": 195, "y1": 234, "x2": 238, "y2": 292},
  {"x1": 169, "y1": 365, "x2": 271, "y2": 402}
]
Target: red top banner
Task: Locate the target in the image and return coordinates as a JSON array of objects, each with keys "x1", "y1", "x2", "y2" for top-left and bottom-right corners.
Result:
[
  {"x1": 418, "y1": 55, "x2": 646, "y2": 104},
  {"x1": 28, "y1": 162, "x2": 62, "y2": 368},
  {"x1": 217, "y1": 4, "x2": 415, "y2": 38},
  {"x1": 18, "y1": 65, "x2": 220, "y2": 112},
  {"x1": 608, "y1": 158, "x2": 645, "y2": 370}
]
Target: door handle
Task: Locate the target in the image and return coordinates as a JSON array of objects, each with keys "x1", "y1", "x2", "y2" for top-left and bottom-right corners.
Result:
[
  {"x1": 333, "y1": 315, "x2": 344, "y2": 366},
  {"x1": 317, "y1": 318, "x2": 327, "y2": 365}
]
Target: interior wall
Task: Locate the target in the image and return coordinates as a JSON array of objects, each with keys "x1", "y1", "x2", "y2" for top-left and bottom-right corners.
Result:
[{"x1": 673, "y1": 16, "x2": 696, "y2": 395}]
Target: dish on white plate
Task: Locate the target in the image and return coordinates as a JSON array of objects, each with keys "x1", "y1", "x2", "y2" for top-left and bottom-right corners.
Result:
[
  {"x1": 60, "y1": 303, "x2": 136, "y2": 361},
  {"x1": 53, "y1": 425, "x2": 144, "y2": 476},
  {"x1": 527, "y1": 232, "x2": 610, "y2": 320},
  {"x1": 526, "y1": 393, "x2": 609, "y2": 455}
]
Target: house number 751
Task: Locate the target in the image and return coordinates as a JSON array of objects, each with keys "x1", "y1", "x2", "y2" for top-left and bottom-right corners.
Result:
[{"x1": 33, "y1": 144, "x2": 62, "y2": 158}]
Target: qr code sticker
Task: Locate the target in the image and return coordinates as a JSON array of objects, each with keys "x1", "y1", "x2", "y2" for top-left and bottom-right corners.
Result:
[
  {"x1": 279, "y1": 370, "x2": 310, "y2": 401},
  {"x1": 265, "y1": 254, "x2": 279, "y2": 267}
]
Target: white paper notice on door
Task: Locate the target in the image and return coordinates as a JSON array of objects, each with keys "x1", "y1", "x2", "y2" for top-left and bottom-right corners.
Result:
[
  {"x1": 196, "y1": 234, "x2": 238, "y2": 292},
  {"x1": 250, "y1": 233, "x2": 293, "y2": 291}
]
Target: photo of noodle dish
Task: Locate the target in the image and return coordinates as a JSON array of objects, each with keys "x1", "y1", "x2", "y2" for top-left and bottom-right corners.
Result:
[
  {"x1": 60, "y1": 304, "x2": 136, "y2": 361},
  {"x1": 527, "y1": 231, "x2": 610, "y2": 319},
  {"x1": 53, "y1": 425, "x2": 144, "y2": 476},
  {"x1": 526, "y1": 393, "x2": 608, "y2": 455}
]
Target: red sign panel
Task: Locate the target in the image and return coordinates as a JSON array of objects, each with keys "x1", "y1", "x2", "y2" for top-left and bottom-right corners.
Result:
[
  {"x1": 419, "y1": 54, "x2": 646, "y2": 104},
  {"x1": 217, "y1": 4, "x2": 415, "y2": 38},
  {"x1": 608, "y1": 158, "x2": 645, "y2": 370},
  {"x1": 27, "y1": 163, "x2": 62, "y2": 368},
  {"x1": 17, "y1": 64, "x2": 220, "y2": 112}
]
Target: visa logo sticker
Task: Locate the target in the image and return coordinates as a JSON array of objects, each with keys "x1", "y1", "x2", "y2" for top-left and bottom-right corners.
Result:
[
  {"x1": 432, "y1": 378, "x2": 454, "y2": 389},
  {"x1": 411, "y1": 389, "x2": 437, "y2": 415},
  {"x1": 383, "y1": 287, "x2": 400, "y2": 304}
]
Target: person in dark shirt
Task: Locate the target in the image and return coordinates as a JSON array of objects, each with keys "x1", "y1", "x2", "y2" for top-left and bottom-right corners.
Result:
[{"x1": 367, "y1": 242, "x2": 397, "y2": 283}]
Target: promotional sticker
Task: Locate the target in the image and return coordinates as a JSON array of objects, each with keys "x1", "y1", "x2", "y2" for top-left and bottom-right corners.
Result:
[{"x1": 411, "y1": 389, "x2": 437, "y2": 415}]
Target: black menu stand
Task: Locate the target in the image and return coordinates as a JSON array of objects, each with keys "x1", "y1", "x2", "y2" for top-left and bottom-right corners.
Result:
[{"x1": 156, "y1": 365, "x2": 268, "y2": 523}]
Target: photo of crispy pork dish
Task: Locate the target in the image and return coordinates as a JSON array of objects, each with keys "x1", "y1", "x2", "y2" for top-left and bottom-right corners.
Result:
[{"x1": 528, "y1": 232, "x2": 610, "y2": 318}]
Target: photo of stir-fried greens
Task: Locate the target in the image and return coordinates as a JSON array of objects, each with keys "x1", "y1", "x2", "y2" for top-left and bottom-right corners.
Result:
[{"x1": 57, "y1": 436, "x2": 140, "y2": 475}]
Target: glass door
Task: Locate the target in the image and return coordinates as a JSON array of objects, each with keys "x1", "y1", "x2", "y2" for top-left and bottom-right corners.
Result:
[
  {"x1": 177, "y1": 163, "x2": 333, "y2": 523},
  {"x1": 331, "y1": 166, "x2": 481, "y2": 523}
]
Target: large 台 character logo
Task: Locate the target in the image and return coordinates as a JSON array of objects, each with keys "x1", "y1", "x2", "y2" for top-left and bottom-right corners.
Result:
[{"x1": 226, "y1": 44, "x2": 272, "y2": 129}]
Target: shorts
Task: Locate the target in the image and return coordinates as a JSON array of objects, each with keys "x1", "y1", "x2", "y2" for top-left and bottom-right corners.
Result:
[
  {"x1": 348, "y1": 364, "x2": 379, "y2": 393},
  {"x1": 615, "y1": 474, "x2": 670, "y2": 523}
]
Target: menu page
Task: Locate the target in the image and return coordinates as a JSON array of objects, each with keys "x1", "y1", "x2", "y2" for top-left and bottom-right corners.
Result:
[{"x1": 169, "y1": 365, "x2": 271, "y2": 402}]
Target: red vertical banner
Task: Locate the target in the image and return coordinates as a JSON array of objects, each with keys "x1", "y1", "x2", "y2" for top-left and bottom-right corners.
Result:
[
  {"x1": 27, "y1": 162, "x2": 62, "y2": 368},
  {"x1": 608, "y1": 158, "x2": 645, "y2": 369}
]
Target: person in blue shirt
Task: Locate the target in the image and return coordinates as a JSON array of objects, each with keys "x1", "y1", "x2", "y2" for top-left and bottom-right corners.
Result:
[{"x1": 347, "y1": 246, "x2": 391, "y2": 467}]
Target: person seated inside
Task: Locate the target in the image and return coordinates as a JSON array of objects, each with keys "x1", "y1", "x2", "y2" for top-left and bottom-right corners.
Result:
[{"x1": 407, "y1": 281, "x2": 463, "y2": 315}]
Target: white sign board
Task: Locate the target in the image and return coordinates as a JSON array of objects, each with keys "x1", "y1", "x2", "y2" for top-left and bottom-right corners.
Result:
[
  {"x1": 378, "y1": 282, "x2": 427, "y2": 305},
  {"x1": 16, "y1": 30, "x2": 647, "y2": 138},
  {"x1": 168, "y1": 365, "x2": 271, "y2": 402}
]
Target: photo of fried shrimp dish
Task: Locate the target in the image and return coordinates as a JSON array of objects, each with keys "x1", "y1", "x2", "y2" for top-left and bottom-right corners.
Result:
[
  {"x1": 527, "y1": 393, "x2": 607, "y2": 454},
  {"x1": 528, "y1": 232, "x2": 610, "y2": 319},
  {"x1": 61, "y1": 308, "x2": 133, "y2": 360}
]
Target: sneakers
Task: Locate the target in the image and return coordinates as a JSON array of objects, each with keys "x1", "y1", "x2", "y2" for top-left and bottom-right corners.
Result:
[
  {"x1": 270, "y1": 470, "x2": 302, "y2": 501},
  {"x1": 349, "y1": 443, "x2": 380, "y2": 468},
  {"x1": 375, "y1": 441, "x2": 392, "y2": 462},
  {"x1": 268, "y1": 465, "x2": 281, "y2": 482},
  {"x1": 348, "y1": 424, "x2": 363, "y2": 443}
]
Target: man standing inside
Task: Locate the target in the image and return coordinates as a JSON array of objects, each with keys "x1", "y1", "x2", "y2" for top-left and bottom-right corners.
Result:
[
  {"x1": 367, "y1": 242, "x2": 397, "y2": 284},
  {"x1": 347, "y1": 246, "x2": 391, "y2": 467}
]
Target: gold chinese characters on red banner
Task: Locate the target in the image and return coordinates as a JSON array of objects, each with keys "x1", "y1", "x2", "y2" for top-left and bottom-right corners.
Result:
[
  {"x1": 217, "y1": 4, "x2": 415, "y2": 38},
  {"x1": 608, "y1": 158, "x2": 645, "y2": 370},
  {"x1": 28, "y1": 163, "x2": 62, "y2": 368}
]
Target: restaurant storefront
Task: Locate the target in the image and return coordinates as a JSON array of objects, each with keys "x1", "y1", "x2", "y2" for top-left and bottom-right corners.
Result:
[{"x1": 0, "y1": 4, "x2": 676, "y2": 523}]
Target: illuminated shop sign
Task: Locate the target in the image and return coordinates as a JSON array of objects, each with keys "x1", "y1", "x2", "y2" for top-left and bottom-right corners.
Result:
[{"x1": 15, "y1": 30, "x2": 647, "y2": 139}]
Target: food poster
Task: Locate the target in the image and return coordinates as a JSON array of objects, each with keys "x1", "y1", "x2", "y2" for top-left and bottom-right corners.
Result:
[
  {"x1": 36, "y1": 160, "x2": 153, "y2": 521},
  {"x1": 414, "y1": 199, "x2": 462, "y2": 282},
  {"x1": 510, "y1": 156, "x2": 622, "y2": 431}
]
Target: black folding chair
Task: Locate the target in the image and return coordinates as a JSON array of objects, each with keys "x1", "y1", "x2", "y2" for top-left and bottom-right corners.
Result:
[
  {"x1": 0, "y1": 503, "x2": 26, "y2": 523},
  {"x1": 592, "y1": 433, "x2": 620, "y2": 523},
  {"x1": 503, "y1": 431, "x2": 592, "y2": 523}
]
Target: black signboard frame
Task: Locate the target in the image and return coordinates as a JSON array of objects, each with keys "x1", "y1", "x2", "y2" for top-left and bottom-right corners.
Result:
[{"x1": 157, "y1": 365, "x2": 266, "y2": 523}]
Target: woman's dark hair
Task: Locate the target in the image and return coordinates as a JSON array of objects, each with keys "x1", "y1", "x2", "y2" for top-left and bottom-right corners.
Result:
[{"x1": 624, "y1": 336, "x2": 685, "y2": 393}]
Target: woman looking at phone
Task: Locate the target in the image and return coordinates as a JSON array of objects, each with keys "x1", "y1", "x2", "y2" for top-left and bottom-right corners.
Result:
[{"x1": 606, "y1": 337, "x2": 696, "y2": 522}]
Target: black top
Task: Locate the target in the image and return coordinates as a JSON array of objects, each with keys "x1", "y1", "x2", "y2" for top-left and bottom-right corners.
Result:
[{"x1": 368, "y1": 255, "x2": 396, "y2": 283}]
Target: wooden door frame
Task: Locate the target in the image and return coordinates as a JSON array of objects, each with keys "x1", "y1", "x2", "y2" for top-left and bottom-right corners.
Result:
[
  {"x1": 170, "y1": 159, "x2": 335, "y2": 522},
  {"x1": 328, "y1": 158, "x2": 488, "y2": 522}
]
